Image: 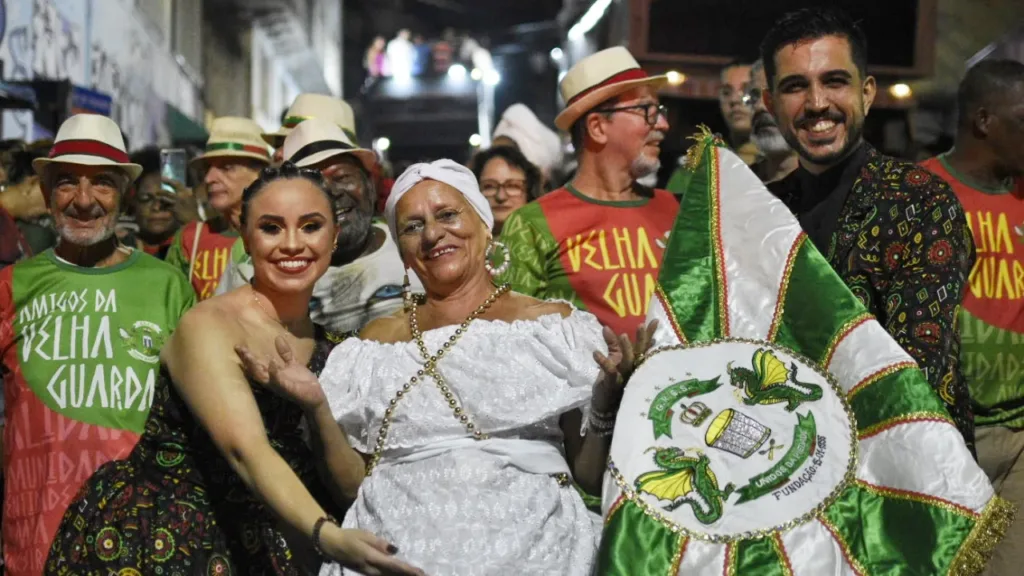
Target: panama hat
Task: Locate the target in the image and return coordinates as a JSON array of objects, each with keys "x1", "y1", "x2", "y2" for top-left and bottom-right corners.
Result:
[
  {"x1": 191, "y1": 116, "x2": 271, "y2": 170},
  {"x1": 262, "y1": 94, "x2": 357, "y2": 147},
  {"x1": 32, "y1": 114, "x2": 142, "y2": 181},
  {"x1": 283, "y1": 119, "x2": 377, "y2": 174},
  {"x1": 554, "y1": 46, "x2": 667, "y2": 132}
]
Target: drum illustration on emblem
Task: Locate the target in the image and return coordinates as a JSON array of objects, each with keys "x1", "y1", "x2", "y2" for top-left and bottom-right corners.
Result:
[
  {"x1": 704, "y1": 408, "x2": 770, "y2": 459},
  {"x1": 612, "y1": 340, "x2": 856, "y2": 537}
]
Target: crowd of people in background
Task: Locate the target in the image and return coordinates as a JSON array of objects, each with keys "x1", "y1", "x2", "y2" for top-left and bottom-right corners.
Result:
[
  {"x1": 364, "y1": 28, "x2": 491, "y2": 85},
  {"x1": 0, "y1": 4, "x2": 1021, "y2": 576}
]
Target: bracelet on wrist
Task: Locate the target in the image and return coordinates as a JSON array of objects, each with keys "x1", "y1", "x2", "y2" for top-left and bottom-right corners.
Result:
[
  {"x1": 587, "y1": 416, "x2": 617, "y2": 434},
  {"x1": 589, "y1": 407, "x2": 617, "y2": 421},
  {"x1": 312, "y1": 515, "x2": 339, "y2": 557}
]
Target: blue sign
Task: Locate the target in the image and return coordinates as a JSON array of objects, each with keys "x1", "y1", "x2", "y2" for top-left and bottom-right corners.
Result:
[
  {"x1": 0, "y1": 0, "x2": 6, "y2": 49},
  {"x1": 70, "y1": 85, "x2": 112, "y2": 116}
]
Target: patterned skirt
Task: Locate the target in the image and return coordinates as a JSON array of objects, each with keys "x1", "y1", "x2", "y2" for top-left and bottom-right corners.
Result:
[{"x1": 44, "y1": 430, "x2": 324, "y2": 576}]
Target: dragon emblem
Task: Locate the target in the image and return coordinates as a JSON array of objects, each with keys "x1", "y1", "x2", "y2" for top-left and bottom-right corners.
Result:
[
  {"x1": 635, "y1": 446, "x2": 734, "y2": 525},
  {"x1": 728, "y1": 348, "x2": 822, "y2": 411}
]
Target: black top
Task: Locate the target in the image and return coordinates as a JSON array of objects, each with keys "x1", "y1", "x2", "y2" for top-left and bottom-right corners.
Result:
[{"x1": 769, "y1": 142, "x2": 868, "y2": 258}]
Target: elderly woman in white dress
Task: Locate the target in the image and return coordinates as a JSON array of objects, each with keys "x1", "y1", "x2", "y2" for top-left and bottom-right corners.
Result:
[{"x1": 239, "y1": 159, "x2": 656, "y2": 575}]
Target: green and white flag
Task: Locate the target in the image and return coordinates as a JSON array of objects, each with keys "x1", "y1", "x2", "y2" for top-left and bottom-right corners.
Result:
[{"x1": 600, "y1": 129, "x2": 1013, "y2": 575}]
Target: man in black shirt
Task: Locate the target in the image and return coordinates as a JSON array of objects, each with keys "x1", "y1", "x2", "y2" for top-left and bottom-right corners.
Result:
[{"x1": 761, "y1": 7, "x2": 977, "y2": 453}]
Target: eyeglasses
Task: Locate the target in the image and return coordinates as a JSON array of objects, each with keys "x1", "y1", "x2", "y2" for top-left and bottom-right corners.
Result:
[
  {"x1": 742, "y1": 87, "x2": 763, "y2": 108},
  {"x1": 480, "y1": 179, "x2": 527, "y2": 197},
  {"x1": 594, "y1": 103, "x2": 668, "y2": 127}
]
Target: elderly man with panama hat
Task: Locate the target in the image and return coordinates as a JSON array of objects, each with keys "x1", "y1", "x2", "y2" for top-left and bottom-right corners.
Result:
[
  {"x1": 164, "y1": 116, "x2": 271, "y2": 300},
  {"x1": 497, "y1": 46, "x2": 680, "y2": 340},
  {"x1": 0, "y1": 114, "x2": 195, "y2": 575},
  {"x1": 216, "y1": 118, "x2": 419, "y2": 333}
]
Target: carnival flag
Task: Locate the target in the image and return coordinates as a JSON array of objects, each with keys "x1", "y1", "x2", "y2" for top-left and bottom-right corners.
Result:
[{"x1": 600, "y1": 129, "x2": 1013, "y2": 575}]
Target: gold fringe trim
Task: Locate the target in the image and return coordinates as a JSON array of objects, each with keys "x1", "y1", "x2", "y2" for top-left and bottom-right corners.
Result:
[
  {"x1": 681, "y1": 125, "x2": 726, "y2": 172},
  {"x1": 949, "y1": 496, "x2": 1017, "y2": 575}
]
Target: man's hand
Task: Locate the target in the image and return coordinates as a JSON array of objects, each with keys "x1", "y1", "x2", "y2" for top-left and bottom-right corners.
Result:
[{"x1": 159, "y1": 178, "x2": 201, "y2": 223}]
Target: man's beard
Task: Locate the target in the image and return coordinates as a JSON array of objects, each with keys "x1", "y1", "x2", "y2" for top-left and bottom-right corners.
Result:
[
  {"x1": 56, "y1": 205, "x2": 116, "y2": 246},
  {"x1": 630, "y1": 131, "x2": 664, "y2": 179},
  {"x1": 752, "y1": 111, "x2": 792, "y2": 157},
  {"x1": 332, "y1": 207, "x2": 373, "y2": 266},
  {"x1": 783, "y1": 109, "x2": 863, "y2": 166}
]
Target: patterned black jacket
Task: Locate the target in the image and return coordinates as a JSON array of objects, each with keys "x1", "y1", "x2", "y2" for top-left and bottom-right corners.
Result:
[{"x1": 770, "y1": 144, "x2": 977, "y2": 454}]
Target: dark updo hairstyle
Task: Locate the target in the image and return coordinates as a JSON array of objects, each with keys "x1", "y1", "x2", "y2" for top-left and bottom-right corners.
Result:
[{"x1": 239, "y1": 161, "x2": 337, "y2": 227}]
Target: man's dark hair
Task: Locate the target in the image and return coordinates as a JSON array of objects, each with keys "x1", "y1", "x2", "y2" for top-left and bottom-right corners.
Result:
[
  {"x1": 957, "y1": 59, "x2": 1024, "y2": 127},
  {"x1": 129, "y1": 147, "x2": 161, "y2": 179},
  {"x1": 759, "y1": 7, "x2": 868, "y2": 90},
  {"x1": 468, "y1": 145, "x2": 543, "y2": 201}
]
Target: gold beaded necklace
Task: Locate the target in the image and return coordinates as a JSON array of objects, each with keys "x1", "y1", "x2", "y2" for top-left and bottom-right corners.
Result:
[{"x1": 365, "y1": 283, "x2": 511, "y2": 476}]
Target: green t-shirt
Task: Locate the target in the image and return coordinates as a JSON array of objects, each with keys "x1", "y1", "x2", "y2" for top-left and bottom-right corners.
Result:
[{"x1": 0, "y1": 249, "x2": 194, "y2": 573}]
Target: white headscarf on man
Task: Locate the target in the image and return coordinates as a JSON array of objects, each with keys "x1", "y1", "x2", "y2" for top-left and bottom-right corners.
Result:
[{"x1": 385, "y1": 159, "x2": 495, "y2": 241}]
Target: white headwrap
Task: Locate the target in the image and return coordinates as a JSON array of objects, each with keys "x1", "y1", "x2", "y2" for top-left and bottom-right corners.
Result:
[
  {"x1": 385, "y1": 159, "x2": 494, "y2": 240},
  {"x1": 493, "y1": 103, "x2": 563, "y2": 176}
]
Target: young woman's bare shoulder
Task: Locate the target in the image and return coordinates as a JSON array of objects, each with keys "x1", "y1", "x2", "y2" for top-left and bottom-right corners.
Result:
[
  {"x1": 507, "y1": 293, "x2": 573, "y2": 321},
  {"x1": 164, "y1": 295, "x2": 243, "y2": 360}
]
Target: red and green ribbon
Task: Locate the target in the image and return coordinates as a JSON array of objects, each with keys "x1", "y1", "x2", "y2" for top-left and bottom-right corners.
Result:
[{"x1": 205, "y1": 141, "x2": 270, "y2": 158}]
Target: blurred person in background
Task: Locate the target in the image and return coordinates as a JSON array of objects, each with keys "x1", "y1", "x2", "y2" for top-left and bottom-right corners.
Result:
[
  {"x1": 762, "y1": 7, "x2": 976, "y2": 453},
  {"x1": 469, "y1": 145, "x2": 542, "y2": 235},
  {"x1": 919, "y1": 59, "x2": 1024, "y2": 575},
  {"x1": 412, "y1": 34, "x2": 430, "y2": 76},
  {"x1": 366, "y1": 36, "x2": 387, "y2": 78},
  {"x1": 718, "y1": 59, "x2": 758, "y2": 163},
  {"x1": 264, "y1": 93, "x2": 359, "y2": 149},
  {"x1": 1, "y1": 115, "x2": 194, "y2": 576},
  {"x1": 218, "y1": 119, "x2": 418, "y2": 334},
  {"x1": 499, "y1": 47, "x2": 680, "y2": 340},
  {"x1": 492, "y1": 103, "x2": 563, "y2": 190},
  {"x1": 261, "y1": 93, "x2": 366, "y2": 185},
  {"x1": 386, "y1": 29, "x2": 414, "y2": 78},
  {"x1": 166, "y1": 117, "x2": 270, "y2": 300},
  {"x1": 0, "y1": 141, "x2": 57, "y2": 255},
  {"x1": 0, "y1": 199, "x2": 30, "y2": 270},
  {"x1": 668, "y1": 60, "x2": 758, "y2": 196},
  {"x1": 747, "y1": 58, "x2": 798, "y2": 183},
  {"x1": 432, "y1": 28, "x2": 455, "y2": 73},
  {"x1": 119, "y1": 147, "x2": 198, "y2": 259}
]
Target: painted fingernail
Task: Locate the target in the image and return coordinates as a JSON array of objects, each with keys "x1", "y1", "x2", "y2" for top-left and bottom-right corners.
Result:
[{"x1": 387, "y1": 544, "x2": 399, "y2": 554}]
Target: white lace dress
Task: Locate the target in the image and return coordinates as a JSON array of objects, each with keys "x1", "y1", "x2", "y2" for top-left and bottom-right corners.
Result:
[{"x1": 317, "y1": 310, "x2": 607, "y2": 576}]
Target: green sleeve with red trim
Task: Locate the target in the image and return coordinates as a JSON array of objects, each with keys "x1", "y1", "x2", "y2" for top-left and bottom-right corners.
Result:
[
  {"x1": 163, "y1": 226, "x2": 189, "y2": 278},
  {"x1": 497, "y1": 204, "x2": 554, "y2": 297},
  {"x1": 497, "y1": 203, "x2": 584, "y2": 308}
]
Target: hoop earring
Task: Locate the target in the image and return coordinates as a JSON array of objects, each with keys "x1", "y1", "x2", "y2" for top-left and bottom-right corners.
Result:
[
  {"x1": 402, "y1": 271, "x2": 412, "y2": 312},
  {"x1": 484, "y1": 240, "x2": 510, "y2": 277}
]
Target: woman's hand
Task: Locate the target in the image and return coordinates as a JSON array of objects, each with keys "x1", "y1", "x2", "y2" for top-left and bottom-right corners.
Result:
[
  {"x1": 591, "y1": 319, "x2": 658, "y2": 412},
  {"x1": 322, "y1": 525, "x2": 426, "y2": 576},
  {"x1": 236, "y1": 335, "x2": 327, "y2": 411}
]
